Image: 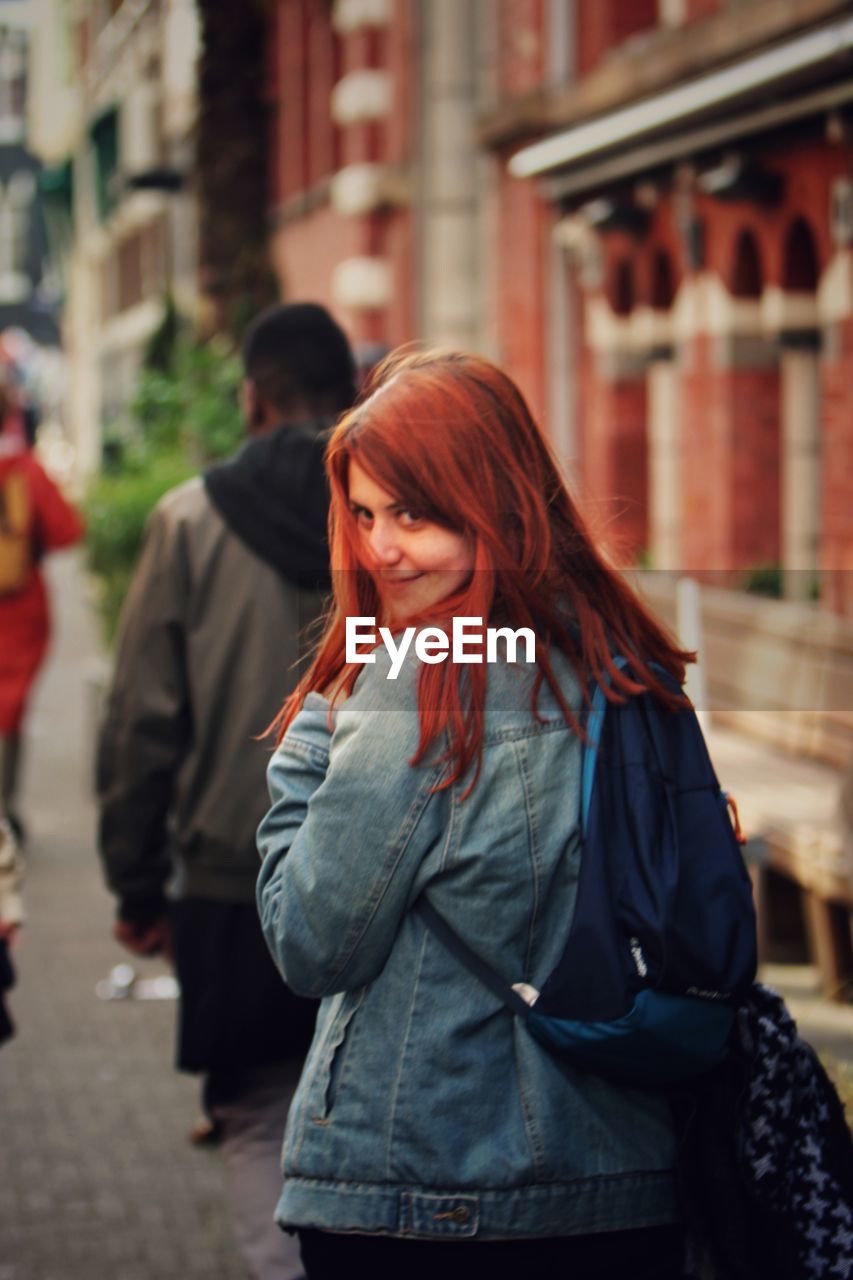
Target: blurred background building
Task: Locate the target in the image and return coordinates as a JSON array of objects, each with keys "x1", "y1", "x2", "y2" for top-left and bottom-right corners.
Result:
[
  {"x1": 6, "y1": 0, "x2": 853, "y2": 617},
  {"x1": 21, "y1": 0, "x2": 199, "y2": 474},
  {"x1": 262, "y1": 0, "x2": 853, "y2": 619}
]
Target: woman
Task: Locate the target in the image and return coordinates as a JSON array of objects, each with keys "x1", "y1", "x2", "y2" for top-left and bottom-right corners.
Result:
[
  {"x1": 257, "y1": 350, "x2": 692, "y2": 1279},
  {"x1": 0, "y1": 377, "x2": 83, "y2": 841}
]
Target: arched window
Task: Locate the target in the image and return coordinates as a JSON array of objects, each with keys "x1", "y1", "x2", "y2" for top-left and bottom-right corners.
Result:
[
  {"x1": 610, "y1": 257, "x2": 635, "y2": 316},
  {"x1": 650, "y1": 248, "x2": 676, "y2": 310},
  {"x1": 731, "y1": 228, "x2": 763, "y2": 299},
  {"x1": 782, "y1": 216, "x2": 819, "y2": 292}
]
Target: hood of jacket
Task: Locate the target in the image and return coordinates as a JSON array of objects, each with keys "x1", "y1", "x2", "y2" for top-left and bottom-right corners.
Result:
[{"x1": 204, "y1": 421, "x2": 331, "y2": 590}]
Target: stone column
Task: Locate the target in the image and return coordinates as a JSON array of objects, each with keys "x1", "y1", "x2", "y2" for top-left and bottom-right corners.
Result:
[{"x1": 780, "y1": 343, "x2": 821, "y2": 601}]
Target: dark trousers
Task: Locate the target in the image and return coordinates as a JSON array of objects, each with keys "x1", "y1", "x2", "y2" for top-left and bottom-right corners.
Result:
[
  {"x1": 298, "y1": 1223, "x2": 685, "y2": 1279},
  {"x1": 168, "y1": 897, "x2": 317, "y2": 1097}
]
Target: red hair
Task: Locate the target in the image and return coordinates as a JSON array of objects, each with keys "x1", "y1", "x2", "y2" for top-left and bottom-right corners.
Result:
[{"x1": 275, "y1": 348, "x2": 692, "y2": 788}]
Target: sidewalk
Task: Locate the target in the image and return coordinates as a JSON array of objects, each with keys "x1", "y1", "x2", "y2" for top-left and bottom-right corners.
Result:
[{"x1": 0, "y1": 552, "x2": 246, "y2": 1280}]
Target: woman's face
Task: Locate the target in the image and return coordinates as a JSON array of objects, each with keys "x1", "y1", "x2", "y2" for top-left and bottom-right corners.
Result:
[{"x1": 347, "y1": 460, "x2": 475, "y2": 623}]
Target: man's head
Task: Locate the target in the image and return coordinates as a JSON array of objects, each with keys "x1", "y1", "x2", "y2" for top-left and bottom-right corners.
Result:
[{"x1": 240, "y1": 303, "x2": 357, "y2": 435}]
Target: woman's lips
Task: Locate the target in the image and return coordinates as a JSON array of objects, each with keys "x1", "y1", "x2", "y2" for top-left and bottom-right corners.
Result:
[{"x1": 380, "y1": 572, "x2": 425, "y2": 589}]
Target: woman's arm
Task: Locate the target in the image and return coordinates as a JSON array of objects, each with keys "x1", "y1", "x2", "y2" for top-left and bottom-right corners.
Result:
[{"x1": 257, "y1": 658, "x2": 446, "y2": 998}]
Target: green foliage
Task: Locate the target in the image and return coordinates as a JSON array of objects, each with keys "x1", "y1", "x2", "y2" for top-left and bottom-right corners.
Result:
[
  {"x1": 742, "y1": 564, "x2": 783, "y2": 599},
  {"x1": 741, "y1": 565, "x2": 822, "y2": 603},
  {"x1": 131, "y1": 334, "x2": 243, "y2": 462},
  {"x1": 85, "y1": 328, "x2": 245, "y2": 642},
  {"x1": 85, "y1": 449, "x2": 194, "y2": 643},
  {"x1": 143, "y1": 292, "x2": 183, "y2": 372},
  {"x1": 173, "y1": 337, "x2": 244, "y2": 462}
]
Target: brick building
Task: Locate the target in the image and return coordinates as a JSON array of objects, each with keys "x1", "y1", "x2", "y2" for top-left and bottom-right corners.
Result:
[
  {"x1": 265, "y1": 0, "x2": 497, "y2": 359},
  {"x1": 489, "y1": 0, "x2": 853, "y2": 619},
  {"x1": 266, "y1": 0, "x2": 414, "y2": 351},
  {"x1": 265, "y1": 0, "x2": 853, "y2": 615}
]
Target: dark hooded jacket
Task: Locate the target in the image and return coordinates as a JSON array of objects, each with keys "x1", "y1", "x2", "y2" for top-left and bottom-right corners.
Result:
[{"x1": 97, "y1": 424, "x2": 331, "y2": 919}]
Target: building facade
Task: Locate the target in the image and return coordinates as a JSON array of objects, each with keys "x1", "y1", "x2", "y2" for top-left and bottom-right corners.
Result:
[
  {"x1": 0, "y1": 22, "x2": 59, "y2": 347},
  {"x1": 486, "y1": 0, "x2": 853, "y2": 614},
  {"x1": 26, "y1": 0, "x2": 200, "y2": 473},
  {"x1": 266, "y1": 0, "x2": 853, "y2": 615}
]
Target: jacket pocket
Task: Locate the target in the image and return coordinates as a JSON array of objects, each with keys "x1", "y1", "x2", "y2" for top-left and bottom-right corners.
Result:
[{"x1": 310, "y1": 987, "x2": 366, "y2": 1124}]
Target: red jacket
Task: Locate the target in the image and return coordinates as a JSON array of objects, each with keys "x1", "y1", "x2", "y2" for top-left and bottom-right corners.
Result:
[{"x1": 0, "y1": 448, "x2": 83, "y2": 733}]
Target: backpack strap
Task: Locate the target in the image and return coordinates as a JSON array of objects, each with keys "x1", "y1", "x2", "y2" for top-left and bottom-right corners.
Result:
[
  {"x1": 414, "y1": 898, "x2": 533, "y2": 1018},
  {"x1": 416, "y1": 653, "x2": 630, "y2": 1019}
]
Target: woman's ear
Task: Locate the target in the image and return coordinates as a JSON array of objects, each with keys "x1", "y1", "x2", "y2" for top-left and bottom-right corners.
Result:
[{"x1": 240, "y1": 378, "x2": 265, "y2": 431}]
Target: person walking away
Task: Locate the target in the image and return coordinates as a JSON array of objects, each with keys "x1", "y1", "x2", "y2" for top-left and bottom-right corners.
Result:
[
  {"x1": 0, "y1": 375, "x2": 83, "y2": 845},
  {"x1": 257, "y1": 349, "x2": 689, "y2": 1279},
  {"x1": 97, "y1": 304, "x2": 357, "y2": 1280}
]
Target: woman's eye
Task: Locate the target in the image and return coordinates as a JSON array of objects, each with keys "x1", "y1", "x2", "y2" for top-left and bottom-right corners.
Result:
[
  {"x1": 350, "y1": 505, "x2": 373, "y2": 527},
  {"x1": 397, "y1": 509, "x2": 423, "y2": 527}
]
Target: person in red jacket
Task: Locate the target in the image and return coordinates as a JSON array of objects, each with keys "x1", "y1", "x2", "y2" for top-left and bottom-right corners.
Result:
[{"x1": 0, "y1": 378, "x2": 83, "y2": 842}]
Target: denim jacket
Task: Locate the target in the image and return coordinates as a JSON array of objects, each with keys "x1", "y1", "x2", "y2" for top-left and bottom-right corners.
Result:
[{"x1": 257, "y1": 646, "x2": 676, "y2": 1240}]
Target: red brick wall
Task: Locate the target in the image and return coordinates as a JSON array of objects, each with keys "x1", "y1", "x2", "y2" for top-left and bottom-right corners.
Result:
[
  {"x1": 269, "y1": 204, "x2": 360, "y2": 310},
  {"x1": 577, "y1": 0, "x2": 657, "y2": 74},
  {"x1": 266, "y1": 0, "x2": 415, "y2": 351},
  {"x1": 680, "y1": 337, "x2": 733, "y2": 571},
  {"x1": 306, "y1": 5, "x2": 341, "y2": 186},
  {"x1": 684, "y1": 0, "x2": 724, "y2": 21},
  {"x1": 679, "y1": 342, "x2": 780, "y2": 571},
  {"x1": 498, "y1": 0, "x2": 545, "y2": 98},
  {"x1": 495, "y1": 162, "x2": 548, "y2": 431},
  {"x1": 269, "y1": 204, "x2": 415, "y2": 349},
  {"x1": 581, "y1": 370, "x2": 648, "y2": 561},
  {"x1": 384, "y1": 207, "x2": 415, "y2": 348},
  {"x1": 386, "y1": 0, "x2": 413, "y2": 167},
  {"x1": 610, "y1": 379, "x2": 649, "y2": 558},
  {"x1": 730, "y1": 368, "x2": 782, "y2": 568}
]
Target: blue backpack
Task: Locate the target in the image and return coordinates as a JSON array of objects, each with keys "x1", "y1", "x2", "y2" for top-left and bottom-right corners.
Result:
[{"x1": 416, "y1": 658, "x2": 757, "y2": 1086}]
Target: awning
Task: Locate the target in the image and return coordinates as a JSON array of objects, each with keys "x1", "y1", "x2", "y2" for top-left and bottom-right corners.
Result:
[{"x1": 509, "y1": 14, "x2": 853, "y2": 188}]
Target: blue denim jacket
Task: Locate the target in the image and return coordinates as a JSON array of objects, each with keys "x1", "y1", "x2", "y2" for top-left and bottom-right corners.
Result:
[{"x1": 257, "y1": 647, "x2": 676, "y2": 1240}]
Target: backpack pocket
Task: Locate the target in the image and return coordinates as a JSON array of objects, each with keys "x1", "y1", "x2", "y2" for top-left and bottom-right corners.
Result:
[{"x1": 526, "y1": 988, "x2": 735, "y2": 1085}]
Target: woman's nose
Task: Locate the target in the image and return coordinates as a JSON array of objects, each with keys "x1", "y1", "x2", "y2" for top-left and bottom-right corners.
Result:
[{"x1": 368, "y1": 522, "x2": 403, "y2": 565}]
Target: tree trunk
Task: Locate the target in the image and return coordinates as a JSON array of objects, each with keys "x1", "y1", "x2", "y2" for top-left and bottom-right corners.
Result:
[{"x1": 195, "y1": 0, "x2": 277, "y2": 339}]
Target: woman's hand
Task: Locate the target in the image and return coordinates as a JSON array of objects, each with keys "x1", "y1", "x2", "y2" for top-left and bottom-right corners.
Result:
[{"x1": 0, "y1": 920, "x2": 20, "y2": 947}]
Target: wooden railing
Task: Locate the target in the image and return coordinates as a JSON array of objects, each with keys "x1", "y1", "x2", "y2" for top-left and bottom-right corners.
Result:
[{"x1": 636, "y1": 574, "x2": 853, "y2": 768}]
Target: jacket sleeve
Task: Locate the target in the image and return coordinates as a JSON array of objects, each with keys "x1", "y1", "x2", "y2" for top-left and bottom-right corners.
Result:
[
  {"x1": 96, "y1": 502, "x2": 191, "y2": 923},
  {"x1": 256, "y1": 659, "x2": 446, "y2": 998}
]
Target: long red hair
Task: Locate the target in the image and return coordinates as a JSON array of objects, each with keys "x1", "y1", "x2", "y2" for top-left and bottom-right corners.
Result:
[{"x1": 275, "y1": 348, "x2": 692, "y2": 787}]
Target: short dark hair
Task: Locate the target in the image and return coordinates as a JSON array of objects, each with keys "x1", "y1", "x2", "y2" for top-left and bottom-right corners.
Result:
[{"x1": 242, "y1": 303, "x2": 357, "y2": 418}]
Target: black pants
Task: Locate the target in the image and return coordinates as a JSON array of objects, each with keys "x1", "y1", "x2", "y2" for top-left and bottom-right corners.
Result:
[
  {"x1": 298, "y1": 1223, "x2": 684, "y2": 1279},
  {"x1": 168, "y1": 898, "x2": 317, "y2": 1100}
]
